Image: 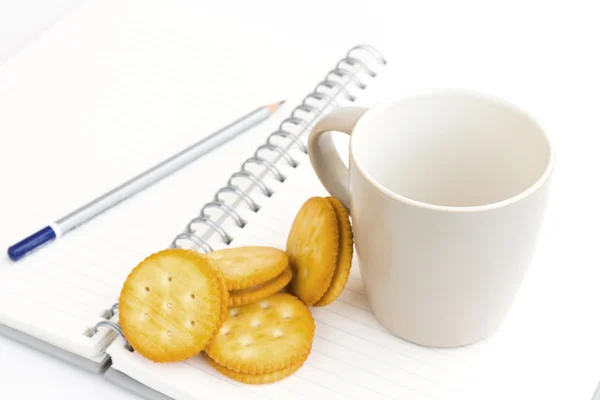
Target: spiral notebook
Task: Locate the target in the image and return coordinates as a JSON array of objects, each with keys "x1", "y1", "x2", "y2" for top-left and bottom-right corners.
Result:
[
  {"x1": 5, "y1": 1, "x2": 590, "y2": 400},
  {"x1": 0, "y1": 0, "x2": 460, "y2": 398}
]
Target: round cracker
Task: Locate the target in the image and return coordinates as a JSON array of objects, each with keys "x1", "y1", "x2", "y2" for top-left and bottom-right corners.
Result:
[
  {"x1": 286, "y1": 197, "x2": 339, "y2": 306},
  {"x1": 314, "y1": 197, "x2": 354, "y2": 306},
  {"x1": 119, "y1": 249, "x2": 227, "y2": 363},
  {"x1": 210, "y1": 259, "x2": 230, "y2": 346},
  {"x1": 206, "y1": 246, "x2": 289, "y2": 291},
  {"x1": 229, "y1": 267, "x2": 293, "y2": 307},
  {"x1": 206, "y1": 351, "x2": 309, "y2": 384},
  {"x1": 205, "y1": 292, "x2": 315, "y2": 374}
]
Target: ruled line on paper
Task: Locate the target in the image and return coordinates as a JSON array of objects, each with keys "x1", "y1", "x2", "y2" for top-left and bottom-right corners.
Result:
[
  {"x1": 430, "y1": 347, "x2": 479, "y2": 367},
  {"x1": 288, "y1": 374, "x2": 350, "y2": 400},
  {"x1": 0, "y1": 286, "x2": 88, "y2": 322},
  {"x1": 309, "y1": 349, "x2": 436, "y2": 400},
  {"x1": 185, "y1": 361, "x2": 237, "y2": 387},
  {"x1": 335, "y1": 291, "x2": 371, "y2": 312},
  {"x1": 321, "y1": 303, "x2": 392, "y2": 334},
  {"x1": 312, "y1": 334, "x2": 463, "y2": 395},
  {"x1": 310, "y1": 310, "x2": 465, "y2": 380},
  {"x1": 302, "y1": 360, "x2": 397, "y2": 400}
]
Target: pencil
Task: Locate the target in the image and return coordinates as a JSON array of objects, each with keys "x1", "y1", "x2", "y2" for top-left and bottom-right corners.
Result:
[{"x1": 7, "y1": 101, "x2": 285, "y2": 261}]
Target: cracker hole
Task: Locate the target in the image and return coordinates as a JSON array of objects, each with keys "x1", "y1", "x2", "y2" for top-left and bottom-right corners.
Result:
[
  {"x1": 190, "y1": 294, "x2": 196, "y2": 299},
  {"x1": 190, "y1": 321, "x2": 195, "y2": 326},
  {"x1": 145, "y1": 286, "x2": 150, "y2": 292},
  {"x1": 144, "y1": 313, "x2": 149, "y2": 319},
  {"x1": 229, "y1": 308, "x2": 240, "y2": 317},
  {"x1": 273, "y1": 329, "x2": 283, "y2": 338},
  {"x1": 220, "y1": 326, "x2": 231, "y2": 335},
  {"x1": 167, "y1": 303, "x2": 172, "y2": 309},
  {"x1": 167, "y1": 330, "x2": 172, "y2": 336},
  {"x1": 282, "y1": 311, "x2": 292, "y2": 319},
  {"x1": 251, "y1": 320, "x2": 261, "y2": 328},
  {"x1": 259, "y1": 301, "x2": 270, "y2": 309},
  {"x1": 241, "y1": 338, "x2": 252, "y2": 347},
  {"x1": 168, "y1": 277, "x2": 173, "y2": 282}
]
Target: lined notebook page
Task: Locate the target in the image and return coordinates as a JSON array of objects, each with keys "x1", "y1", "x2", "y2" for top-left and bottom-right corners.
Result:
[
  {"x1": 104, "y1": 56, "x2": 489, "y2": 399},
  {"x1": 107, "y1": 161, "x2": 490, "y2": 400},
  {"x1": 0, "y1": 0, "x2": 344, "y2": 359}
]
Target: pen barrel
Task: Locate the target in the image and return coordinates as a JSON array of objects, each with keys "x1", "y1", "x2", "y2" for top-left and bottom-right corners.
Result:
[
  {"x1": 7, "y1": 226, "x2": 57, "y2": 261},
  {"x1": 56, "y1": 106, "x2": 270, "y2": 234},
  {"x1": 6, "y1": 105, "x2": 271, "y2": 262}
]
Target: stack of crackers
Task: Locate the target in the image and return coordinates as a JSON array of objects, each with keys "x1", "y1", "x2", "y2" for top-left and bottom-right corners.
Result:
[{"x1": 119, "y1": 196, "x2": 353, "y2": 384}]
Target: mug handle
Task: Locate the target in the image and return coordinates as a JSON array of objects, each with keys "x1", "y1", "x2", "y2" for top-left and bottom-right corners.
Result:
[{"x1": 307, "y1": 106, "x2": 369, "y2": 209}]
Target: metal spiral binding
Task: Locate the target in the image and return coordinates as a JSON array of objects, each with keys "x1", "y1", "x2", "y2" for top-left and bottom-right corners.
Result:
[
  {"x1": 89, "y1": 320, "x2": 133, "y2": 351},
  {"x1": 101, "y1": 302, "x2": 120, "y2": 319},
  {"x1": 168, "y1": 44, "x2": 386, "y2": 253},
  {"x1": 86, "y1": 44, "x2": 386, "y2": 343}
]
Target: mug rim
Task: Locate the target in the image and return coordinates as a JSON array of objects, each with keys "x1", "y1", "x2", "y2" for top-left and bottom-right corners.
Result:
[{"x1": 348, "y1": 88, "x2": 555, "y2": 213}]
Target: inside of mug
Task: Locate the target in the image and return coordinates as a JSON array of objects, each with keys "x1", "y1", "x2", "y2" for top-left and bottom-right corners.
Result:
[{"x1": 351, "y1": 91, "x2": 552, "y2": 208}]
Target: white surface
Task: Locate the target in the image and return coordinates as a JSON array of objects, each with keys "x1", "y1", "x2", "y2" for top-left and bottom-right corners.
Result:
[{"x1": 1, "y1": 0, "x2": 600, "y2": 399}]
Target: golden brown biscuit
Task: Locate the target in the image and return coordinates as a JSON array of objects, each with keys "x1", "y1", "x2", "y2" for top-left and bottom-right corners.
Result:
[
  {"x1": 206, "y1": 246, "x2": 289, "y2": 291},
  {"x1": 206, "y1": 351, "x2": 309, "y2": 384},
  {"x1": 205, "y1": 292, "x2": 315, "y2": 374},
  {"x1": 228, "y1": 267, "x2": 293, "y2": 307},
  {"x1": 286, "y1": 197, "x2": 339, "y2": 305},
  {"x1": 211, "y1": 260, "x2": 230, "y2": 345},
  {"x1": 314, "y1": 197, "x2": 354, "y2": 306},
  {"x1": 119, "y1": 249, "x2": 227, "y2": 363}
]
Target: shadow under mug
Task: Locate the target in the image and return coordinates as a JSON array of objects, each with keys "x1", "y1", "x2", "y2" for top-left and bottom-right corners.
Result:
[{"x1": 308, "y1": 89, "x2": 554, "y2": 347}]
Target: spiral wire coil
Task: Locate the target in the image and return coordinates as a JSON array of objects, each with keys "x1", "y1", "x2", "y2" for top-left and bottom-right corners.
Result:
[
  {"x1": 88, "y1": 45, "x2": 386, "y2": 343},
  {"x1": 170, "y1": 44, "x2": 386, "y2": 253}
]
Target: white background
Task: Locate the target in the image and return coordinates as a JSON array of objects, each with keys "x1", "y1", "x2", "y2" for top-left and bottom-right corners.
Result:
[{"x1": 1, "y1": 0, "x2": 599, "y2": 399}]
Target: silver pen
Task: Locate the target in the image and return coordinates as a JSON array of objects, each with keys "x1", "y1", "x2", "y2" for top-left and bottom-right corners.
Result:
[{"x1": 7, "y1": 101, "x2": 285, "y2": 261}]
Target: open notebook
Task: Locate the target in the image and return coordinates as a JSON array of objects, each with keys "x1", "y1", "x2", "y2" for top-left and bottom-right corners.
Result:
[{"x1": 2, "y1": 1, "x2": 599, "y2": 400}]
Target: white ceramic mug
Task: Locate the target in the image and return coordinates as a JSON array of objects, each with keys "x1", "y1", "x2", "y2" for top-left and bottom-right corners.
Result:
[{"x1": 308, "y1": 89, "x2": 554, "y2": 347}]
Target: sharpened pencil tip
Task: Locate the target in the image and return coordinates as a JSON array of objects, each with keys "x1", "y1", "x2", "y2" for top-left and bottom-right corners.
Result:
[{"x1": 267, "y1": 100, "x2": 285, "y2": 113}]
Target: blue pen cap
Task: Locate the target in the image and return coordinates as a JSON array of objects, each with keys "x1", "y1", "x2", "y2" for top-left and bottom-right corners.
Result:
[{"x1": 7, "y1": 226, "x2": 57, "y2": 261}]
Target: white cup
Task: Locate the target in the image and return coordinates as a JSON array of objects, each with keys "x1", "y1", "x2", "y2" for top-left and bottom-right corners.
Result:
[{"x1": 308, "y1": 89, "x2": 554, "y2": 347}]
